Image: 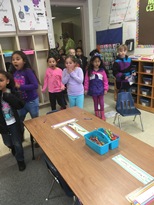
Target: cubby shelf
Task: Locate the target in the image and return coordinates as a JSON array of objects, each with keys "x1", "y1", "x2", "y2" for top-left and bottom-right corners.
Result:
[
  {"x1": 132, "y1": 60, "x2": 154, "y2": 113},
  {"x1": 0, "y1": 33, "x2": 49, "y2": 105}
]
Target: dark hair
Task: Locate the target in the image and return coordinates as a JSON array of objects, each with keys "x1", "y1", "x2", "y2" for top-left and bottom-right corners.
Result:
[
  {"x1": 11, "y1": 50, "x2": 32, "y2": 69},
  {"x1": 47, "y1": 55, "x2": 58, "y2": 63},
  {"x1": 0, "y1": 70, "x2": 15, "y2": 89},
  {"x1": 87, "y1": 55, "x2": 106, "y2": 76},
  {"x1": 65, "y1": 55, "x2": 77, "y2": 63},
  {"x1": 62, "y1": 32, "x2": 70, "y2": 39},
  {"x1": 76, "y1": 47, "x2": 83, "y2": 53},
  {"x1": 48, "y1": 48, "x2": 60, "y2": 62},
  {"x1": 89, "y1": 49, "x2": 100, "y2": 57}
]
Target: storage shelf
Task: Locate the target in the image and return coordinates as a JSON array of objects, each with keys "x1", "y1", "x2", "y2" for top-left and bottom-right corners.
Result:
[
  {"x1": 138, "y1": 83, "x2": 153, "y2": 87},
  {"x1": 114, "y1": 60, "x2": 154, "y2": 113},
  {"x1": 0, "y1": 33, "x2": 49, "y2": 105},
  {"x1": 133, "y1": 60, "x2": 154, "y2": 113}
]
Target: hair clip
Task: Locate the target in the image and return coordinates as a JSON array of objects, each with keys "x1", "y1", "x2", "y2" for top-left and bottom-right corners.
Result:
[{"x1": 93, "y1": 53, "x2": 102, "y2": 58}]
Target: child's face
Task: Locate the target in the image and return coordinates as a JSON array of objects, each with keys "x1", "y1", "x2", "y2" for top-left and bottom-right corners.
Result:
[
  {"x1": 65, "y1": 57, "x2": 76, "y2": 70},
  {"x1": 12, "y1": 54, "x2": 25, "y2": 70},
  {"x1": 0, "y1": 74, "x2": 9, "y2": 92},
  {"x1": 48, "y1": 58, "x2": 57, "y2": 69},
  {"x1": 118, "y1": 49, "x2": 127, "y2": 58},
  {"x1": 61, "y1": 54, "x2": 66, "y2": 61},
  {"x1": 69, "y1": 49, "x2": 76, "y2": 56},
  {"x1": 93, "y1": 58, "x2": 101, "y2": 69},
  {"x1": 76, "y1": 49, "x2": 82, "y2": 57},
  {"x1": 59, "y1": 49, "x2": 64, "y2": 55}
]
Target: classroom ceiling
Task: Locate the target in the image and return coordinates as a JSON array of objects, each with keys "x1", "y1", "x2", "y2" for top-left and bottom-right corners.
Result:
[{"x1": 51, "y1": 6, "x2": 81, "y2": 20}]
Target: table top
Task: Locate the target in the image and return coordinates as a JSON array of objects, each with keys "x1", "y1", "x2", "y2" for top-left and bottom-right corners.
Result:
[{"x1": 24, "y1": 107, "x2": 154, "y2": 205}]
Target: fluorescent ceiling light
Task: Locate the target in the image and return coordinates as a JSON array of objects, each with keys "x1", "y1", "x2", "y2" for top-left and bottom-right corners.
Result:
[
  {"x1": 76, "y1": 7, "x2": 80, "y2": 9},
  {"x1": 51, "y1": 17, "x2": 56, "y2": 19}
]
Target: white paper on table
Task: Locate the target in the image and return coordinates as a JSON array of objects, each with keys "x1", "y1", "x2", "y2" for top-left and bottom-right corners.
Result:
[{"x1": 60, "y1": 126, "x2": 80, "y2": 141}]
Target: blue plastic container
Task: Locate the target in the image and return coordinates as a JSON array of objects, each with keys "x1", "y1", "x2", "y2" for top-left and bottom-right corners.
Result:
[
  {"x1": 143, "y1": 77, "x2": 152, "y2": 85},
  {"x1": 143, "y1": 65, "x2": 153, "y2": 74},
  {"x1": 140, "y1": 97, "x2": 150, "y2": 107},
  {"x1": 84, "y1": 130, "x2": 110, "y2": 155},
  {"x1": 140, "y1": 87, "x2": 151, "y2": 96},
  {"x1": 130, "y1": 86, "x2": 137, "y2": 93},
  {"x1": 98, "y1": 128, "x2": 120, "y2": 150}
]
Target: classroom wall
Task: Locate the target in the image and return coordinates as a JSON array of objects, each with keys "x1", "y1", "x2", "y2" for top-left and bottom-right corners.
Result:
[{"x1": 92, "y1": 0, "x2": 154, "y2": 55}]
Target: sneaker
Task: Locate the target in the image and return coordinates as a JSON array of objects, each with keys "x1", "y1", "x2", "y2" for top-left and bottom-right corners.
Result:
[{"x1": 17, "y1": 160, "x2": 26, "y2": 171}]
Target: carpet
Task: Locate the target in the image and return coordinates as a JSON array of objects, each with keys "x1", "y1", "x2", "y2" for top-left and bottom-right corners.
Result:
[{"x1": 0, "y1": 146, "x2": 73, "y2": 205}]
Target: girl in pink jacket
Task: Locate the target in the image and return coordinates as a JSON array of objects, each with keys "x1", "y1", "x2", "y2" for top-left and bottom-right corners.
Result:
[
  {"x1": 84, "y1": 54, "x2": 109, "y2": 120},
  {"x1": 42, "y1": 56, "x2": 66, "y2": 111}
]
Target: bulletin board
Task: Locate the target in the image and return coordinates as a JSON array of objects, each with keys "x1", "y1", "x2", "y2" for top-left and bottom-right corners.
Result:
[
  {"x1": 96, "y1": 27, "x2": 122, "y2": 45},
  {"x1": 138, "y1": 0, "x2": 154, "y2": 46}
]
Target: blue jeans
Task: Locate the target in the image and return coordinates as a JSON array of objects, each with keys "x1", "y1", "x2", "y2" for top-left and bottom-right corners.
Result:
[
  {"x1": 1, "y1": 123, "x2": 24, "y2": 161},
  {"x1": 18, "y1": 97, "x2": 39, "y2": 134},
  {"x1": 68, "y1": 94, "x2": 84, "y2": 108},
  {"x1": 18, "y1": 97, "x2": 39, "y2": 121}
]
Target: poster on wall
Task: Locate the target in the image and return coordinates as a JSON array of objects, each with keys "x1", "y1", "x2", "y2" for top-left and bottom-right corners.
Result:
[
  {"x1": 110, "y1": 0, "x2": 136, "y2": 24},
  {"x1": 12, "y1": 0, "x2": 47, "y2": 31},
  {"x1": 138, "y1": 0, "x2": 154, "y2": 46},
  {"x1": 0, "y1": 0, "x2": 16, "y2": 32}
]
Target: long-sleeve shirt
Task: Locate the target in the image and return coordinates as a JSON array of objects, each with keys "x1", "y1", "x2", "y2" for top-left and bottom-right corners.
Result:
[
  {"x1": 62, "y1": 67, "x2": 84, "y2": 96},
  {"x1": 84, "y1": 69, "x2": 109, "y2": 96},
  {"x1": 42, "y1": 67, "x2": 64, "y2": 93},
  {"x1": 14, "y1": 68, "x2": 38, "y2": 102}
]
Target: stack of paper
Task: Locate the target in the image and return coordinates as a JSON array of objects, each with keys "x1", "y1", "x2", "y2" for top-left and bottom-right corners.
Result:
[{"x1": 126, "y1": 180, "x2": 154, "y2": 205}]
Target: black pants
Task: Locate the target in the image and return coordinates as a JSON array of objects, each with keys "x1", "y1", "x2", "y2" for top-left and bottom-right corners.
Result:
[{"x1": 49, "y1": 92, "x2": 66, "y2": 110}]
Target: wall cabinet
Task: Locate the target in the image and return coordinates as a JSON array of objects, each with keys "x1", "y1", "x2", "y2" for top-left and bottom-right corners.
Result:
[
  {"x1": 0, "y1": 33, "x2": 49, "y2": 106},
  {"x1": 131, "y1": 60, "x2": 154, "y2": 113}
]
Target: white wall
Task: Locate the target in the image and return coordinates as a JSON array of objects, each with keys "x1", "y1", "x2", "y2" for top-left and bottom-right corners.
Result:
[{"x1": 92, "y1": 0, "x2": 154, "y2": 55}]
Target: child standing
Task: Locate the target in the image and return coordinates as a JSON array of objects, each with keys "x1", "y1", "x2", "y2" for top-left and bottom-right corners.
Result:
[
  {"x1": 112, "y1": 44, "x2": 136, "y2": 92},
  {"x1": 42, "y1": 56, "x2": 66, "y2": 111},
  {"x1": 0, "y1": 70, "x2": 26, "y2": 171},
  {"x1": 62, "y1": 55, "x2": 84, "y2": 108},
  {"x1": 84, "y1": 54, "x2": 109, "y2": 120},
  {"x1": 76, "y1": 47, "x2": 88, "y2": 77},
  {"x1": 12, "y1": 51, "x2": 39, "y2": 139}
]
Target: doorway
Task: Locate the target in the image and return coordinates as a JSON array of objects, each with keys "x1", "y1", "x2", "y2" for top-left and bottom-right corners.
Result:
[{"x1": 51, "y1": 5, "x2": 82, "y2": 50}]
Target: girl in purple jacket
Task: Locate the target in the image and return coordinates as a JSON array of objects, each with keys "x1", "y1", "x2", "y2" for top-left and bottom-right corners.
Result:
[
  {"x1": 84, "y1": 54, "x2": 109, "y2": 120},
  {"x1": 12, "y1": 51, "x2": 39, "y2": 141}
]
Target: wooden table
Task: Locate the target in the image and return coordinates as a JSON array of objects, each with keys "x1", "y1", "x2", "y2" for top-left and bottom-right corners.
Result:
[{"x1": 24, "y1": 107, "x2": 154, "y2": 205}]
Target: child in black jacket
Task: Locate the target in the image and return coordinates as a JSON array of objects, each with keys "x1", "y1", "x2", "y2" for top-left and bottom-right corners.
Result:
[{"x1": 0, "y1": 70, "x2": 26, "y2": 171}]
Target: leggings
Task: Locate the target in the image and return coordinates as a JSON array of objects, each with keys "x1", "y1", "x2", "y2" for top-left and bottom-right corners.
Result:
[
  {"x1": 92, "y1": 95, "x2": 104, "y2": 111},
  {"x1": 68, "y1": 94, "x2": 84, "y2": 109}
]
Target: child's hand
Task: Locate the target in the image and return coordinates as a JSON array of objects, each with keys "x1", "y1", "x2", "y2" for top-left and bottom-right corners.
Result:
[
  {"x1": 84, "y1": 91, "x2": 88, "y2": 95},
  {"x1": 42, "y1": 88, "x2": 45, "y2": 93},
  {"x1": 104, "y1": 90, "x2": 107, "y2": 95},
  {"x1": 15, "y1": 82, "x2": 20, "y2": 89},
  {"x1": 67, "y1": 68, "x2": 73, "y2": 74},
  {"x1": 61, "y1": 86, "x2": 65, "y2": 91},
  {"x1": 132, "y1": 72, "x2": 136, "y2": 76},
  {"x1": 125, "y1": 76, "x2": 129, "y2": 80}
]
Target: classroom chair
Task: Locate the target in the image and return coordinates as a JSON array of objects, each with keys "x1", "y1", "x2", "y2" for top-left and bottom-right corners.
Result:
[
  {"x1": 113, "y1": 92, "x2": 144, "y2": 131},
  {"x1": 44, "y1": 155, "x2": 82, "y2": 205}
]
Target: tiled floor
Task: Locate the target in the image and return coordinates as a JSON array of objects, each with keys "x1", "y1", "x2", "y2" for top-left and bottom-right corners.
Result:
[{"x1": 0, "y1": 92, "x2": 154, "y2": 157}]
